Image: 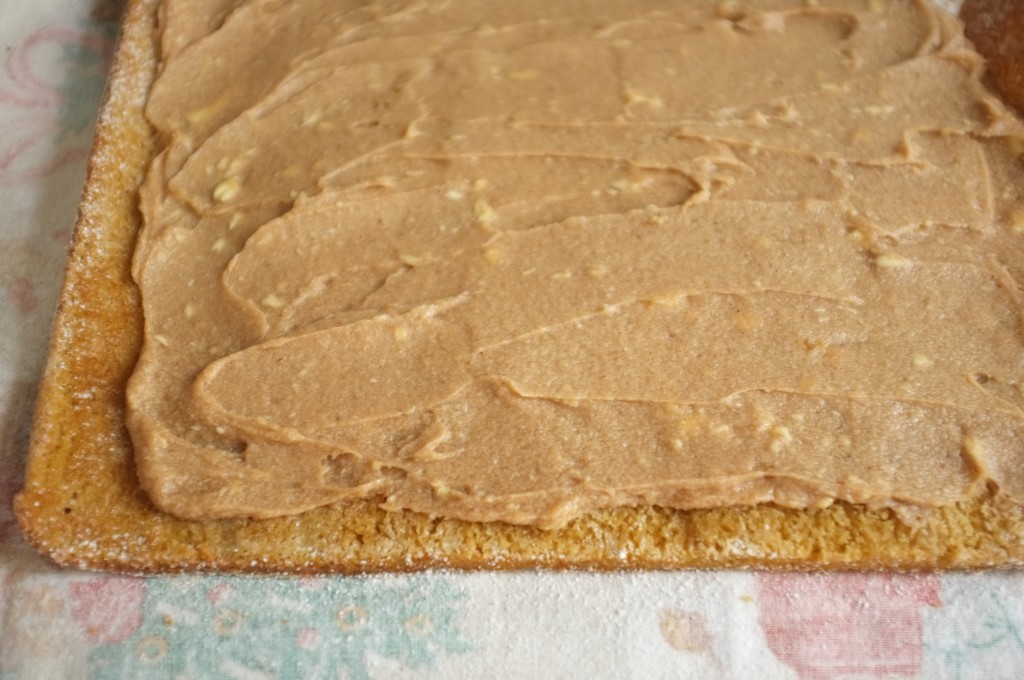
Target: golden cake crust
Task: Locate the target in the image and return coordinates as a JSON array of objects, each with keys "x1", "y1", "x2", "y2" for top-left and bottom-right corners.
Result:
[
  {"x1": 15, "y1": 0, "x2": 1024, "y2": 573},
  {"x1": 962, "y1": 0, "x2": 1024, "y2": 113}
]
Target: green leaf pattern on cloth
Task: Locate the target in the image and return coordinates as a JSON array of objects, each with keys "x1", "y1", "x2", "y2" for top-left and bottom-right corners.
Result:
[
  {"x1": 57, "y1": 17, "x2": 118, "y2": 142},
  {"x1": 86, "y1": 575, "x2": 470, "y2": 680}
]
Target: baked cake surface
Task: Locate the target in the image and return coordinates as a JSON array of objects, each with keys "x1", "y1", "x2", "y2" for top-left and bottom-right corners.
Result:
[{"x1": 16, "y1": 0, "x2": 1024, "y2": 572}]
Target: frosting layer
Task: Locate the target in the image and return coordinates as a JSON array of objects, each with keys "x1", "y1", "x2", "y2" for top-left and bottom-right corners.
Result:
[{"x1": 129, "y1": 0, "x2": 1024, "y2": 528}]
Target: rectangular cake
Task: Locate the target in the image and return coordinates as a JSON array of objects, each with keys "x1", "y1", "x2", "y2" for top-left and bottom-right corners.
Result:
[{"x1": 16, "y1": 0, "x2": 1024, "y2": 572}]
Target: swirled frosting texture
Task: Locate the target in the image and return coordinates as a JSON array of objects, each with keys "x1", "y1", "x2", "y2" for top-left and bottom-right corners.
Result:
[{"x1": 129, "y1": 0, "x2": 1024, "y2": 528}]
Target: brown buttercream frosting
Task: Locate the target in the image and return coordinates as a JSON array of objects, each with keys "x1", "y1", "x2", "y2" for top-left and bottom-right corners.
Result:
[{"x1": 128, "y1": 0, "x2": 1024, "y2": 529}]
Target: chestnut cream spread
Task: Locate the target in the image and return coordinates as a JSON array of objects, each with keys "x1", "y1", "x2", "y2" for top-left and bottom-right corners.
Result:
[{"x1": 130, "y1": 0, "x2": 1024, "y2": 528}]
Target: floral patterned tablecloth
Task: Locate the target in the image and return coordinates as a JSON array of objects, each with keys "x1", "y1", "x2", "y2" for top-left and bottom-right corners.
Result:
[{"x1": 2, "y1": 2, "x2": 1023, "y2": 679}]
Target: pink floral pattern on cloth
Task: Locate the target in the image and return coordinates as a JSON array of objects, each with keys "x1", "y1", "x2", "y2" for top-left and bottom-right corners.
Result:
[
  {"x1": 0, "y1": 23, "x2": 113, "y2": 185},
  {"x1": 68, "y1": 576, "x2": 146, "y2": 645},
  {"x1": 2, "y1": 1, "x2": 1024, "y2": 679},
  {"x1": 757, "y1": 573, "x2": 940, "y2": 680}
]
